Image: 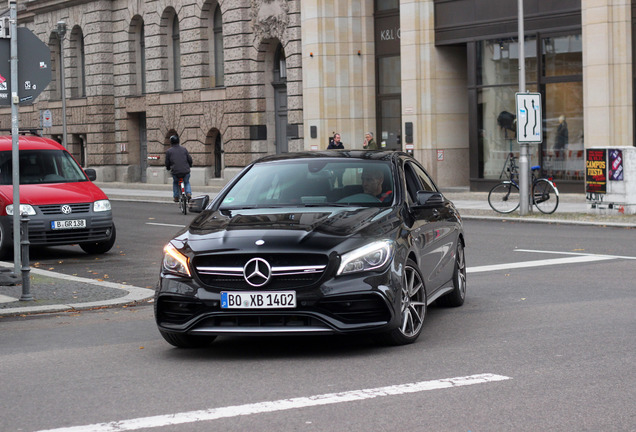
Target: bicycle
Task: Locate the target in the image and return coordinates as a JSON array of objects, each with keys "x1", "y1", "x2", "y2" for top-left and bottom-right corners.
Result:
[
  {"x1": 177, "y1": 177, "x2": 188, "y2": 215},
  {"x1": 488, "y1": 153, "x2": 559, "y2": 214}
]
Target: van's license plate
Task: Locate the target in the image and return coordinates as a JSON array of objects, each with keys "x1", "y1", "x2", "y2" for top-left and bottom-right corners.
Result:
[
  {"x1": 221, "y1": 291, "x2": 296, "y2": 309},
  {"x1": 51, "y1": 219, "x2": 86, "y2": 230}
]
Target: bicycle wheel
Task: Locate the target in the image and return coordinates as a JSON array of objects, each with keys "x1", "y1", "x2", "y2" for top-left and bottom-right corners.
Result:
[
  {"x1": 488, "y1": 182, "x2": 520, "y2": 214},
  {"x1": 179, "y1": 194, "x2": 188, "y2": 215},
  {"x1": 533, "y1": 178, "x2": 559, "y2": 214}
]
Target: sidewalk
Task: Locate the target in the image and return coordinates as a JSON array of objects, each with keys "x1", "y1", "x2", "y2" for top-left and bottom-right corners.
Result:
[{"x1": 1, "y1": 183, "x2": 634, "y2": 318}]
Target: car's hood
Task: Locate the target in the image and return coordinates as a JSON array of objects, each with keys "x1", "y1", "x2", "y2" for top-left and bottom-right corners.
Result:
[
  {"x1": 0, "y1": 182, "x2": 108, "y2": 205},
  {"x1": 180, "y1": 206, "x2": 399, "y2": 253}
]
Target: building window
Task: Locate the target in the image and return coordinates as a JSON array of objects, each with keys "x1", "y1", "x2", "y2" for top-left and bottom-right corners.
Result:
[
  {"x1": 274, "y1": 43, "x2": 286, "y2": 82},
  {"x1": 70, "y1": 26, "x2": 85, "y2": 98},
  {"x1": 213, "y1": 5, "x2": 224, "y2": 87},
  {"x1": 374, "y1": 2, "x2": 401, "y2": 151},
  {"x1": 474, "y1": 34, "x2": 583, "y2": 182},
  {"x1": 169, "y1": 13, "x2": 181, "y2": 91},
  {"x1": 134, "y1": 17, "x2": 146, "y2": 94}
]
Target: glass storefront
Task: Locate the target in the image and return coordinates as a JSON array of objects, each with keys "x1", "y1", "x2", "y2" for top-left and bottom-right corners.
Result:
[{"x1": 475, "y1": 34, "x2": 583, "y2": 182}]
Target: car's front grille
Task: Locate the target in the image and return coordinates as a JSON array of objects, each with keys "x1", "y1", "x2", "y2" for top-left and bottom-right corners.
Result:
[
  {"x1": 25, "y1": 226, "x2": 111, "y2": 245},
  {"x1": 193, "y1": 253, "x2": 329, "y2": 289},
  {"x1": 194, "y1": 314, "x2": 331, "y2": 331},
  {"x1": 37, "y1": 203, "x2": 92, "y2": 215}
]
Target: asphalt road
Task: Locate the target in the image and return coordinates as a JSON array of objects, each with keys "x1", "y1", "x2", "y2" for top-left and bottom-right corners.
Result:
[
  {"x1": 24, "y1": 201, "x2": 198, "y2": 289},
  {"x1": 1, "y1": 203, "x2": 635, "y2": 432}
]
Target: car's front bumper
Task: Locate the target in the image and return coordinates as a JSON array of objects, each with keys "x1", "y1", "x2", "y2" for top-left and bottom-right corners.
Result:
[
  {"x1": 155, "y1": 264, "x2": 403, "y2": 337},
  {"x1": 0, "y1": 210, "x2": 114, "y2": 246}
]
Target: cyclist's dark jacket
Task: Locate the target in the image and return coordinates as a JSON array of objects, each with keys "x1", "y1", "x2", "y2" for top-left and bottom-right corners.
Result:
[{"x1": 165, "y1": 144, "x2": 193, "y2": 177}]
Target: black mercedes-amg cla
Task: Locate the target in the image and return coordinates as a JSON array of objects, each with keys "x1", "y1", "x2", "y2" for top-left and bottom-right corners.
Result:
[{"x1": 155, "y1": 151, "x2": 466, "y2": 347}]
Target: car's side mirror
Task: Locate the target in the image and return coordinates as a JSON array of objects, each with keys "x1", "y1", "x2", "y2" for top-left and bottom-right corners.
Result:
[
  {"x1": 84, "y1": 168, "x2": 97, "y2": 181},
  {"x1": 413, "y1": 191, "x2": 445, "y2": 208},
  {"x1": 189, "y1": 195, "x2": 210, "y2": 213}
]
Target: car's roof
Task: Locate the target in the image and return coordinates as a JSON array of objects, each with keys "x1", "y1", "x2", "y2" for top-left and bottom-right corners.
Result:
[
  {"x1": 0, "y1": 135, "x2": 65, "y2": 151},
  {"x1": 253, "y1": 150, "x2": 406, "y2": 164}
]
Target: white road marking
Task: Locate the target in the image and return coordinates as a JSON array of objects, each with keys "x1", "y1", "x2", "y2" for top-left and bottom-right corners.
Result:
[
  {"x1": 36, "y1": 373, "x2": 510, "y2": 432},
  {"x1": 146, "y1": 222, "x2": 186, "y2": 228},
  {"x1": 514, "y1": 249, "x2": 636, "y2": 260},
  {"x1": 467, "y1": 255, "x2": 617, "y2": 273},
  {"x1": 467, "y1": 249, "x2": 634, "y2": 274}
]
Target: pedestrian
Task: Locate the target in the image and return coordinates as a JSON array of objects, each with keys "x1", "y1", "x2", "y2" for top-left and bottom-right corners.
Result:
[
  {"x1": 165, "y1": 134, "x2": 193, "y2": 202},
  {"x1": 328, "y1": 133, "x2": 345, "y2": 149},
  {"x1": 362, "y1": 132, "x2": 378, "y2": 150}
]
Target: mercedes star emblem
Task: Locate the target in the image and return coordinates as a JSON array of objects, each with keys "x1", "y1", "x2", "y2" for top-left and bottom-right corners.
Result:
[{"x1": 243, "y1": 257, "x2": 272, "y2": 287}]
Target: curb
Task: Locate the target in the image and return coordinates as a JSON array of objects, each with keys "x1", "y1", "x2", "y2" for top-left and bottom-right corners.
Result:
[{"x1": 0, "y1": 263, "x2": 155, "y2": 317}]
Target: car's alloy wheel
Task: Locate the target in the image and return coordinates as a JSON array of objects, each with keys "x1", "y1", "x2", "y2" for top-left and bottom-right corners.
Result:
[
  {"x1": 378, "y1": 259, "x2": 426, "y2": 345},
  {"x1": 438, "y1": 241, "x2": 467, "y2": 307}
]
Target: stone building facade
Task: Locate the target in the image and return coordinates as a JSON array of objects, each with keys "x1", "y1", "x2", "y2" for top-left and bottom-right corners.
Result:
[
  {"x1": 1, "y1": 0, "x2": 303, "y2": 186},
  {"x1": 1, "y1": 0, "x2": 635, "y2": 192}
]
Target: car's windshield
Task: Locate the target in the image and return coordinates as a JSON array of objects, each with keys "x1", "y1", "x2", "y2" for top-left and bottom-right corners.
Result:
[
  {"x1": 220, "y1": 159, "x2": 395, "y2": 209},
  {"x1": 0, "y1": 150, "x2": 88, "y2": 185}
]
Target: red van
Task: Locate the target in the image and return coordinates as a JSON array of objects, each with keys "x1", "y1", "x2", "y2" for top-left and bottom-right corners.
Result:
[{"x1": 0, "y1": 134, "x2": 115, "y2": 259}]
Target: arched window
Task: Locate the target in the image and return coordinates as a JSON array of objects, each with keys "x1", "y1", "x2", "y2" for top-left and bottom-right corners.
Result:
[
  {"x1": 213, "y1": 5, "x2": 224, "y2": 87},
  {"x1": 48, "y1": 32, "x2": 62, "y2": 100},
  {"x1": 169, "y1": 13, "x2": 181, "y2": 91},
  {"x1": 70, "y1": 26, "x2": 85, "y2": 98},
  {"x1": 135, "y1": 18, "x2": 146, "y2": 94},
  {"x1": 274, "y1": 43, "x2": 286, "y2": 82}
]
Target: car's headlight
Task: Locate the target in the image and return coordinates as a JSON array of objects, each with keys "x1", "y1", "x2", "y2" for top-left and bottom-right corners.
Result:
[
  {"x1": 162, "y1": 243, "x2": 191, "y2": 277},
  {"x1": 337, "y1": 240, "x2": 394, "y2": 276},
  {"x1": 6, "y1": 204, "x2": 36, "y2": 216},
  {"x1": 93, "y1": 200, "x2": 111, "y2": 212}
]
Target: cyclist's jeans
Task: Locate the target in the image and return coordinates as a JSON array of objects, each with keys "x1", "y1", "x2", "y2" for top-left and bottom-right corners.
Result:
[{"x1": 172, "y1": 173, "x2": 192, "y2": 198}]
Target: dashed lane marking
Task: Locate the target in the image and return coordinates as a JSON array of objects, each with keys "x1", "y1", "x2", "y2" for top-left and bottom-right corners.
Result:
[{"x1": 36, "y1": 373, "x2": 511, "y2": 432}]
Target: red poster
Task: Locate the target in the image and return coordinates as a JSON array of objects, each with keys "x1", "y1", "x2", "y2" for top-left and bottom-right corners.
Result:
[{"x1": 586, "y1": 149, "x2": 606, "y2": 194}]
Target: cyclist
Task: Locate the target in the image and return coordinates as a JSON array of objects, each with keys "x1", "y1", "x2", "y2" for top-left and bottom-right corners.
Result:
[{"x1": 165, "y1": 134, "x2": 193, "y2": 202}]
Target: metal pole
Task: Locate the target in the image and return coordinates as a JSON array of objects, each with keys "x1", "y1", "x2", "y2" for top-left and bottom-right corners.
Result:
[
  {"x1": 58, "y1": 21, "x2": 67, "y2": 148},
  {"x1": 9, "y1": 0, "x2": 21, "y2": 273},
  {"x1": 518, "y1": 0, "x2": 530, "y2": 215}
]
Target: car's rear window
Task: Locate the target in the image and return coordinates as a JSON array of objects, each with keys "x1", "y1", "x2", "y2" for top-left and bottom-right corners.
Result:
[
  {"x1": 220, "y1": 159, "x2": 395, "y2": 209},
  {"x1": 0, "y1": 150, "x2": 88, "y2": 185}
]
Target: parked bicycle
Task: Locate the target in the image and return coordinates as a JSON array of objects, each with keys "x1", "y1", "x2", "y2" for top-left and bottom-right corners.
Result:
[
  {"x1": 488, "y1": 153, "x2": 559, "y2": 214},
  {"x1": 177, "y1": 177, "x2": 188, "y2": 215}
]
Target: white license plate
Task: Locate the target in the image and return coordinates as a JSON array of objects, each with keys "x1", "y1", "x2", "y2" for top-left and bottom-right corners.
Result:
[
  {"x1": 51, "y1": 219, "x2": 86, "y2": 230},
  {"x1": 221, "y1": 291, "x2": 296, "y2": 309}
]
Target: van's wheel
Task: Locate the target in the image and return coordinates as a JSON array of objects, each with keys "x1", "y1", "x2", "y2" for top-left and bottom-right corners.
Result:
[
  {"x1": 0, "y1": 223, "x2": 13, "y2": 260},
  {"x1": 80, "y1": 224, "x2": 116, "y2": 254}
]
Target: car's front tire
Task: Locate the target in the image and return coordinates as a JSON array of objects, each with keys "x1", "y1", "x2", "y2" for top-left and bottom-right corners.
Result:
[
  {"x1": 437, "y1": 241, "x2": 467, "y2": 307},
  {"x1": 80, "y1": 224, "x2": 116, "y2": 254},
  {"x1": 377, "y1": 259, "x2": 426, "y2": 346},
  {"x1": 159, "y1": 330, "x2": 217, "y2": 348}
]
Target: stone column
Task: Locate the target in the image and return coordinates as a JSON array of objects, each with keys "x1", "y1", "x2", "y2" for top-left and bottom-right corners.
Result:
[
  {"x1": 400, "y1": 0, "x2": 468, "y2": 187},
  {"x1": 582, "y1": 0, "x2": 633, "y2": 148}
]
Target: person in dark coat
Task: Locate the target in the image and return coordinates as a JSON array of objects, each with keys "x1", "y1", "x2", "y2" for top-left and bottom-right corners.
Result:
[
  {"x1": 327, "y1": 133, "x2": 344, "y2": 149},
  {"x1": 554, "y1": 115, "x2": 569, "y2": 161},
  {"x1": 165, "y1": 134, "x2": 193, "y2": 201}
]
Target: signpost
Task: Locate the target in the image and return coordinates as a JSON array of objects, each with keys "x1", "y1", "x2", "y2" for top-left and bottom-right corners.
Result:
[
  {"x1": 0, "y1": 26, "x2": 52, "y2": 105},
  {"x1": 1, "y1": 1, "x2": 52, "y2": 295}
]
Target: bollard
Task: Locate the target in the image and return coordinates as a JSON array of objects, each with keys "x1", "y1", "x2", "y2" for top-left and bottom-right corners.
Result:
[{"x1": 19, "y1": 212, "x2": 33, "y2": 301}]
